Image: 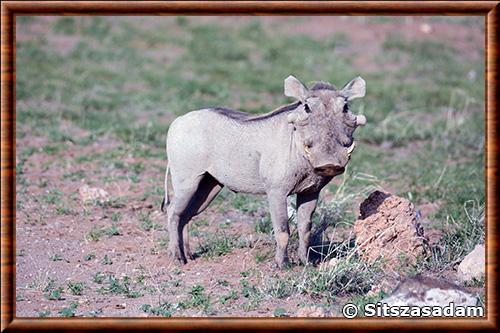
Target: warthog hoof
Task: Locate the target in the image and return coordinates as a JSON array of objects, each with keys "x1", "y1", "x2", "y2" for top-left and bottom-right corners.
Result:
[
  {"x1": 275, "y1": 257, "x2": 291, "y2": 269},
  {"x1": 185, "y1": 250, "x2": 194, "y2": 261},
  {"x1": 168, "y1": 245, "x2": 187, "y2": 264}
]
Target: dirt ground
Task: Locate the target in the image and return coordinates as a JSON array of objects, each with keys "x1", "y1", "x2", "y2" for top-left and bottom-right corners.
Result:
[{"x1": 15, "y1": 16, "x2": 484, "y2": 318}]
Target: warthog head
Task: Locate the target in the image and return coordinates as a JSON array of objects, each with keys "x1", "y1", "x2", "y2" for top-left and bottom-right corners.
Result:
[{"x1": 284, "y1": 75, "x2": 367, "y2": 176}]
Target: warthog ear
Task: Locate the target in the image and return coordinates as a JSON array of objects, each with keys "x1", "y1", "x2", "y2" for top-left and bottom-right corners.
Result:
[
  {"x1": 341, "y1": 76, "x2": 366, "y2": 101},
  {"x1": 284, "y1": 75, "x2": 309, "y2": 103}
]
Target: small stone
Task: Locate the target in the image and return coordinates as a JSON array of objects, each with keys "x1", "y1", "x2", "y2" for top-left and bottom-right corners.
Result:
[
  {"x1": 318, "y1": 258, "x2": 339, "y2": 271},
  {"x1": 381, "y1": 276, "x2": 477, "y2": 307},
  {"x1": 296, "y1": 306, "x2": 327, "y2": 317},
  {"x1": 367, "y1": 278, "x2": 397, "y2": 297},
  {"x1": 467, "y1": 70, "x2": 477, "y2": 81},
  {"x1": 457, "y1": 244, "x2": 485, "y2": 282},
  {"x1": 79, "y1": 184, "x2": 109, "y2": 204},
  {"x1": 420, "y1": 23, "x2": 432, "y2": 34}
]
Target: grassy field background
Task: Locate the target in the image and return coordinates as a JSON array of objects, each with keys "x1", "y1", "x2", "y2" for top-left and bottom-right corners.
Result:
[{"x1": 15, "y1": 16, "x2": 484, "y2": 317}]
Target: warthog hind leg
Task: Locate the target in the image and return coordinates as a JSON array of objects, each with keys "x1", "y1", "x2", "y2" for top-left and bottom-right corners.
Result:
[{"x1": 167, "y1": 173, "x2": 223, "y2": 263}]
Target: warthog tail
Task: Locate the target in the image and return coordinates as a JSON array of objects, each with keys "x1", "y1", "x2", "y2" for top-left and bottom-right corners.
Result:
[{"x1": 161, "y1": 162, "x2": 170, "y2": 213}]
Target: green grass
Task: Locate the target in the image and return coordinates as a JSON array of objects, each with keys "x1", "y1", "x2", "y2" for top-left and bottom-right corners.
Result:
[
  {"x1": 16, "y1": 17, "x2": 485, "y2": 314},
  {"x1": 139, "y1": 212, "x2": 162, "y2": 231},
  {"x1": 67, "y1": 281, "x2": 86, "y2": 295},
  {"x1": 196, "y1": 232, "x2": 239, "y2": 258},
  {"x1": 176, "y1": 285, "x2": 212, "y2": 314},
  {"x1": 140, "y1": 302, "x2": 174, "y2": 317},
  {"x1": 85, "y1": 224, "x2": 122, "y2": 242},
  {"x1": 58, "y1": 302, "x2": 78, "y2": 317},
  {"x1": 49, "y1": 254, "x2": 64, "y2": 262},
  {"x1": 98, "y1": 275, "x2": 142, "y2": 298},
  {"x1": 46, "y1": 287, "x2": 65, "y2": 301},
  {"x1": 37, "y1": 310, "x2": 51, "y2": 318},
  {"x1": 219, "y1": 290, "x2": 239, "y2": 305}
]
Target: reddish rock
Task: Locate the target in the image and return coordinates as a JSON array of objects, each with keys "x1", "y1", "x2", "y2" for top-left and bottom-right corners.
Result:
[{"x1": 354, "y1": 191, "x2": 427, "y2": 270}]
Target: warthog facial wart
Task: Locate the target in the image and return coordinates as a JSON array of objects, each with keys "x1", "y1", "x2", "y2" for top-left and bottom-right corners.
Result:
[{"x1": 162, "y1": 75, "x2": 367, "y2": 268}]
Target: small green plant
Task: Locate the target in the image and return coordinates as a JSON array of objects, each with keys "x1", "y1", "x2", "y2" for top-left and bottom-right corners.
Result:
[
  {"x1": 262, "y1": 276, "x2": 294, "y2": 299},
  {"x1": 42, "y1": 278, "x2": 56, "y2": 293},
  {"x1": 67, "y1": 281, "x2": 85, "y2": 295},
  {"x1": 102, "y1": 255, "x2": 113, "y2": 265},
  {"x1": 49, "y1": 254, "x2": 63, "y2": 262},
  {"x1": 58, "y1": 302, "x2": 78, "y2": 317},
  {"x1": 86, "y1": 227, "x2": 105, "y2": 242},
  {"x1": 110, "y1": 212, "x2": 122, "y2": 222},
  {"x1": 37, "y1": 310, "x2": 51, "y2": 318},
  {"x1": 185, "y1": 285, "x2": 211, "y2": 313},
  {"x1": 255, "y1": 215, "x2": 272, "y2": 234},
  {"x1": 157, "y1": 236, "x2": 170, "y2": 249},
  {"x1": 229, "y1": 193, "x2": 263, "y2": 214},
  {"x1": 104, "y1": 223, "x2": 121, "y2": 236},
  {"x1": 53, "y1": 17, "x2": 77, "y2": 35},
  {"x1": 464, "y1": 276, "x2": 485, "y2": 288},
  {"x1": 197, "y1": 233, "x2": 237, "y2": 258},
  {"x1": 477, "y1": 292, "x2": 485, "y2": 308},
  {"x1": 84, "y1": 253, "x2": 96, "y2": 261},
  {"x1": 46, "y1": 287, "x2": 65, "y2": 300},
  {"x1": 240, "y1": 279, "x2": 263, "y2": 311},
  {"x1": 56, "y1": 205, "x2": 74, "y2": 216},
  {"x1": 87, "y1": 308, "x2": 104, "y2": 317},
  {"x1": 140, "y1": 302, "x2": 173, "y2": 317},
  {"x1": 99, "y1": 275, "x2": 142, "y2": 298},
  {"x1": 62, "y1": 170, "x2": 85, "y2": 181},
  {"x1": 273, "y1": 307, "x2": 288, "y2": 317},
  {"x1": 93, "y1": 272, "x2": 106, "y2": 284},
  {"x1": 86, "y1": 224, "x2": 121, "y2": 242},
  {"x1": 296, "y1": 254, "x2": 381, "y2": 302},
  {"x1": 217, "y1": 279, "x2": 229, "y2": 287},
  {"x1": 219, "y1": 290, "x2": 239, "y2": 305},
  {"x1": 254, "y1": 250, "x2": 273, "y2": 263},
  {"x1": 41, "y1": 189, "x2": 62, "y2": 205},
  {"x1": 139, "y1": 212, "x2": 161, "y2": 231}
]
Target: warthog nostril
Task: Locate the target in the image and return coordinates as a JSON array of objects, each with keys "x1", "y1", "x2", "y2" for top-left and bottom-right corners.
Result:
[{"x1": 314, "y1": 164, "x2": 345, "y2": 176}]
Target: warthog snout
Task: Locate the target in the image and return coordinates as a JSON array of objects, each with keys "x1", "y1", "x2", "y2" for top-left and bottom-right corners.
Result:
[{"x1": 313, "y1": 164, "x2": 345, "y2": 176}]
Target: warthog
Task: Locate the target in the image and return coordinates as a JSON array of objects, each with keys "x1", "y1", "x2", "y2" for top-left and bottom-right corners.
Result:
[{"x1": 162, "y1": 75, "x2": 367, "y2": 268}]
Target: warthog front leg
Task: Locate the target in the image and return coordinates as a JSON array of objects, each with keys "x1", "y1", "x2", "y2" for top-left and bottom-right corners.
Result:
[
  {"x1": 296, "y1": 191, "x2": 319, "y2": 265},
  {"x1": 267, "y1": 191, "x2": 290, "y2": 268}
]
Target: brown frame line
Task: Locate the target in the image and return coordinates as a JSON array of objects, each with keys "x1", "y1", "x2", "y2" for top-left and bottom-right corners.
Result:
[{"x1": 1, "y1": 1, "x2": 498, "y2": 332}]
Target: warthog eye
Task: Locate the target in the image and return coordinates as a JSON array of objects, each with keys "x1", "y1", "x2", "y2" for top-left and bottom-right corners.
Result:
[
  {"x1": 304, "y1": 138, "x2": 313, "y2": 148},
  {"x1": 343, "y1": 103, "x2": 349, "y2": 113}
]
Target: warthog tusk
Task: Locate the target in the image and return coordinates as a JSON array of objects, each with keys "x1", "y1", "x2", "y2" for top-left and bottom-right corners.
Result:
[
  {"x1": 356, "y1": 114, "x2": 366, "y2": 126},
  {"x1": 287, "y1": 113, "x2": 298, "y2": 123},
  {"x1": 347, "y1": 141, "x2": 356, "y2": 154},
  {"x1": 304, "y1": 145, "x2": 312, "y2": 156}
]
